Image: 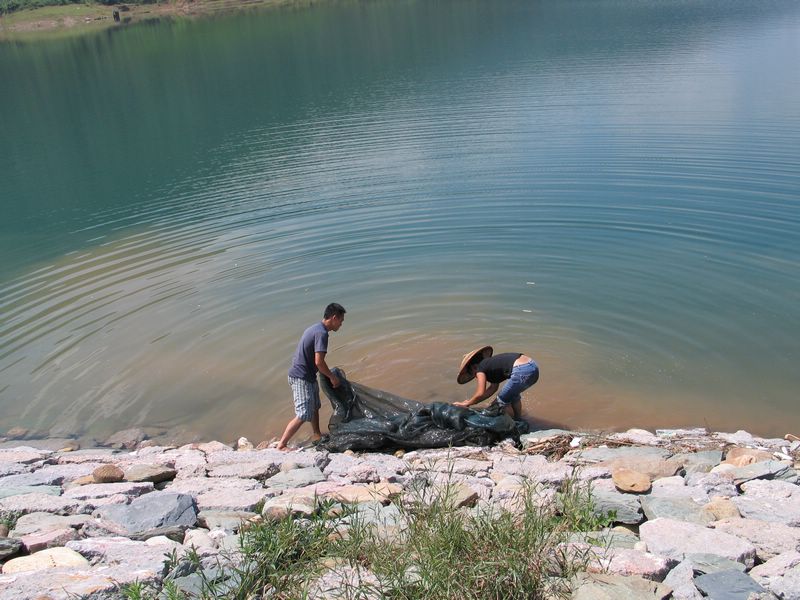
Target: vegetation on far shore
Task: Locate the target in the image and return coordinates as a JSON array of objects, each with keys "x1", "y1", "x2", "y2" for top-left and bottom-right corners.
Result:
[{"x1": 121, "y1": 474, "x2": 614, "y2": 600}]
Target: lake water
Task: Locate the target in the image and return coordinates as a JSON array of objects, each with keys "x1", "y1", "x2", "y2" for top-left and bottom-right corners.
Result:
[{"x1": 1, "y1": 0, "x2": 799, "y2": 445}]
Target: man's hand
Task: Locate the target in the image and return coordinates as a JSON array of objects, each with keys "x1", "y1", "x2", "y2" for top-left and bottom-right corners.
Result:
[
  {"x1": 453, "y1": 400, "x2": 470, "y2": 408},
  {"x1": 329, "y1": 374, "x2": 340, "y2": 388}
]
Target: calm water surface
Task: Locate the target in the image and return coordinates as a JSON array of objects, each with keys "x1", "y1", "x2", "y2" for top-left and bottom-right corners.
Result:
[{"x1": 1, "y1": 0, "x2": 799, "y2": 444}]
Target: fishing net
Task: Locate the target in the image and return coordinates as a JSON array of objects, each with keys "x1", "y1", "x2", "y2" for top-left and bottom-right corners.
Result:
[{"x1": 318, "y1": 368, "x2": 530, "y2": 452}]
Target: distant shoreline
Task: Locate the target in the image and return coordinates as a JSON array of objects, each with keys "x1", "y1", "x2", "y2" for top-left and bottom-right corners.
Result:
[{"x1": 0, "y1": 0, "x2": 312, "y2": 40}]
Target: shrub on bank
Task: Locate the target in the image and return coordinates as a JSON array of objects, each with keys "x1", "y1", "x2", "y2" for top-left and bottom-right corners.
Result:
[
  {"x1": 122, "y1": 473, "x2": 613, "y2": 600},
  {"x1": 0, "y1": 0, "x2": 154, "y2": 16}
]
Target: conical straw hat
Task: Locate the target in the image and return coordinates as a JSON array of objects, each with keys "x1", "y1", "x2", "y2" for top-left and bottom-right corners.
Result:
[{"x1": 457, "y1": 346, "x2": 493, "y2": 384}]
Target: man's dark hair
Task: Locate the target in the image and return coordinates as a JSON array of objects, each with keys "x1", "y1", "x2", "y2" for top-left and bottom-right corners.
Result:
[{"x1": 324, "y1": 303, "x2": 346, "y2": 319}]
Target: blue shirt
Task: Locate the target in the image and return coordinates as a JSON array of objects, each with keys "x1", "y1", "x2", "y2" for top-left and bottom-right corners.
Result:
[{"x1": 288, "y1": 322, "x2": 329, "y2": 381}]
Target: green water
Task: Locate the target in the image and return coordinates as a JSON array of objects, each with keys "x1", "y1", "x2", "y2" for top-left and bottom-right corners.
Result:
[{"x1": 1, "y1": 0, "x2": 799, "y2": 444}]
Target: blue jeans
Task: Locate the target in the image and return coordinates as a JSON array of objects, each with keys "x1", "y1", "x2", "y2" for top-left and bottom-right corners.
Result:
[{"x1": 496, "y1": 360, "x2": 539, "y2": 406}]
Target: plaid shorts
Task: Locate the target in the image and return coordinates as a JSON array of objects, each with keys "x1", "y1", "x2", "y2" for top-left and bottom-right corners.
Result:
[{"x1": 288, "y1": 376, "x2": 321, "y2": 422}]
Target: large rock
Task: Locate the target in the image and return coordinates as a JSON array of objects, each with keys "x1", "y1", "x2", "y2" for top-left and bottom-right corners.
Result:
[
  {"x1": 640, "y1": 518, "x2": 757, "y2": 568},
  {"x1": 63, "y1": 481, "x2": 154, "y2": 501},
  {"x1": 123, "y1": 463, "x2": 177, "y2": 483},
  {"x1": 733, "y1": 479, "x2": 800, "y2": 525},
  {"x1": 686, "y1": 553, "x2": 747, "y2": 575},
  {"x1": 575, "y1": 544, "x2": 676, "y2": 581},
  {"x1": 603, "y1": 457, "x2": 681, "y2": 481},
  {"x1": 712, "y1": 518, "x2": 800, "y2": 561},
  {"x1": 264, "y1": 466, "x2": 326, "y2": 491},
  {"x1": 66, "y1": 537, "x2": 175, "y2": 576},
  {"x1": 612, "y1": 468, "x2": 651, "y2": 493},
  {"x1": 92, "y1": 464, "x2": 124, "y2": 483},
  {"x1": 94, "y1": 491, "x2": 197, "y2": 535},
  {"x1": 18, "y1": 527, "x2": 79, "y2": 552},
  {"x1": 0, "y1": 462, "x2": 105, "y2": 488},
  {"x1": 590, "y1": 489, "x2": 643, "y2": 525},
  {"x1": 640, "y1": 497, "x2": 714, "y2": 525},
  {"x1": 10, "y1": 512, "x2": 90, "y2": 537},
  {"x1": 703, "y1": 496, "x2": 741, "y2": 520},
  {"x1": 571, "y1": 572, "x2": 672, "y2": 599},
  {"x1": 0, "y1": 447, "x2": 49, "y2": 465},
  {"x1": 728, "y1": 461, "x2": 792, "y2": 486},
  {"x1": 572, "y1": 446, "x2": 671, "y2": 465},
  {"x1": 0, "y1": 537, "x2": 22, "y2": 560},
  {"x1": 669, "y1": 450, "x2": 723, "y2": 475},
  {"x1": 693, "y1": 569, "x2": 766, "y2": 599},
  {"x1": 725, "y1": 447, "x2": 774, "y2": 464},
  {"x1": 208, "y1": 461, "x2": 280, "y2": 480},
  {"x1": 663, "y1": 560, "x2": 703, "y2": 600},
  {"x1": 0, "y1": 492, "x2": 86, "y2": 515},
  {"x1": 2, "y1": 546, "x2": 90, "y2": 573},
  {"x1": 197, "y1": 510, "x2": 259, "y2": 533},
  {"x1": 0, "y1": 485, "x2": 61, "y2": 499},
  {"x1": 750, "y1": 551, "x2": 800, "y2": 580},
  {"x1": 166, "y1": 476, "x2": 270, "y2": 511}
]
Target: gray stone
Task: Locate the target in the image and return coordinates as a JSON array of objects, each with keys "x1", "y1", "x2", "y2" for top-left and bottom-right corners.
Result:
[
  {"x1": 685, "y1": 471, "x2": 739, "y2": 498},
  {"x1": 197, "y1": 510, "x2": 259, "y2": 532},
  {"x1": 716, "y1": 431, "x2": 757, "y2": 445},
  {"x1": 18, "y1": 526, "x2": 79, "y2": 552},
  {"x1": 571, "y1": 572, "x2": 672, "y2": 599},
  {"x1": 590, "y1": 489, "x2": 643, "y2": 525},
  {"x1": 733, "y1": 480, "x2": 800, "y2": 525},
  {"x1": 639, "y1": 518, "x2": 757, "y2": 568},
  {"x1": 712, "y1": 518, "x2": 800, "y2": 561},
  {"x1": 686, "y1": 553, "x2": 748, "y2": 574},
  {"x1": 0, "y1": 492, "x2": 87, "y2": 515},
  {"x1": 0, "y1": 462, "x2": 105, "y2": 488},
  {"x1": 491, "y1": 454, "x2": 549, "y2": 477},
  {"x1": 0, "y1": 485, "x2": 61, "y2": 499},
  {"x1": 63, "y1": 481, "x2": 154, "y2": 500},
  {"x1": 123, "y1": 463, "x2": 177, "y2": 483},
  {"x1": 2, "y1": 546, "x2": 90, "y2": 573},
  {"x1": 608, "y1": 429, "x2": 664, "y2": 446},
  {"x1": 669, "y1": 450, "x2": 723, "y2": 474},
  {"x1": 208, "y1": 461, "x2": 280, "y2": 480},
  {"x1": 693, "y1": 569, "x2": 766, "y2": 600},
  {"x1": 265, "y1": 466, "x2": 326, "y2": 490},
  {"x1": 519, "y1": 428, "x2": 573, "y2": 445},
  {"x1": 0, "y1": 537, "x2": 22, "y2": 560},
  {"x1": 94, "y1": 491, "x2": 197, "y2": 534},
  {"x1": 166, "y1": 476, "x2": 270, "y2": 511},
  {"x1": 570, "y1": 446, "x2": 671, "y2": 464},
  {"x1": 262, "y1": 494, "x2": 319, "y2": 520},
  {"x1": 640, "y1": 497, "x2": 714, "y2": 525},
  {"x1": 0, "y1": 463, "x2": 30, "y2": 477},
  {"x1": 576, "y1": 544, "x2": 676, "y2": 581},
  {"x1": 656, "y1": 427, "x2": 710, "y2": 439},
  {"x1": 768, "y1": 565, "x2": 800, "y2": 600},
  {"x1": 567, "y1": 529, "x2": 640, "y2": 550},
  {"x1": 67, "y1": 537, "x2": 173, "y2": 576},
  {"x1": 728, "y1": 461, "x2": 792, "y2": 486},
  {"x1": 10, "y1": 512, "x2": 90, "y2": 536},
  {"x1": 664, "y1": 561, "x2": 704, "y2": 600},
  {"x1": 750, "y1": 551, "x2": 800, "y2": 580},
  {"x1": 0, "y1": 447, "x2": 50, "y2": 464}
]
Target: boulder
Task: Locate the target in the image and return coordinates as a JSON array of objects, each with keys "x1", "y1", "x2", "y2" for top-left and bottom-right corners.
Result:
[
  {"x1": 639, "y1": 518, "x2": 757, "y2": 568},
  {"x1": 663, "y1": 560, "x2": 703, "y2": 600},
  {"x1": 750, "y1": 551, "x2": 800, "y2": 580},
  {"x1": 18, "y1": 527, "x2": 79, "y2": 553},
  {"x1": 693, "y1": 569, "x2": 766, "y2": 599},
  {"x1": 67, "y1": 537, "x2": 175, "y2": 576},
  {"x1": 703, "y1": 496, "x2": 741, "y2": 520},
  {"x1": 123, "y1": 463, "x2": 177, "y2": 483},
  {"x1": 262, "y1": 494, "x2": 318, "y2": 520},
  {"x1": 733, "y1": 479, "x2": 800, "y2": 525},
  {"x1": 728, "y1": 461, "x2": 792, "y2": 487},
  {"x1": 2, "y1": 546, "x2": 89, "y2": 574},
  {"x1": 94, "y1": 491, "x2": 197, "y2": 535},
  {"x1": 63, "y1": 481, "x2": 154, "y2": 501},
  {"x1": 10, "y1": 512, "x2": 90, "y2": 537},
  {"x1": 669, "y1": 450, "x2": 723, "y2": 475},
  {"x1": 572, "y1": 446, "x2": 671, "y2": 465},
  {"x1": 0, "y1": 492, "x2": 86, "y2": 515},
  {"x1": 0, "y1": 485, "x2": 61, "y2": 500},
  {"x1": 612, "y1": 468, "x2": 651, "y2": 493},
  {"x1": 197, "y1": 510, "x2": 260, "y2": 533},
  {"x1": 590, "y1": 489, "x2": 643, "y2": 525},
  {"x1": 712, "y1": 518, "x2": 800, "y2": 561},
  {"x1": 166, "y1": 476, "x2": 270, "y2": 511},
  {"x1": 576, "y1": 544, "x2": 676, "y2": 581},
  {"x1": 0, "y1": 537, "x2": 22, "y2": 560},
  {"x1": 640, "y1": 497, "x2": 714, "y2": 525},
  {"x1": 686, "y1": 553, "x2": 747, "y2": 574},
  {"x1": 725, "y1": 447, "x2": 774, "y2": 464},
  {"x1": 92, "y1": 464, "x2": 124, "y2": 483},
  {"x1": 264, "y1": 467, "x2": 326, "y2": 491},
  {"x1": 571, "y1": 572, "x2": 672, "y2": 599}
]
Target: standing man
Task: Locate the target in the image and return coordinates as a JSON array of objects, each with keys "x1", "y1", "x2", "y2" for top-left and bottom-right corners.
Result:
[
  {"x1": 277, "y1": 303, "x2": 346, "y2": 450},
  {"x1": 453, "y1": 346, "x2": 539, "y2": 419}
]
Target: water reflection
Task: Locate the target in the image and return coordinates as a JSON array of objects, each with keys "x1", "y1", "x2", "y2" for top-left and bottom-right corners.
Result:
[{"x1": 1, "y1": 0, "x2": 799, "y2": 442}]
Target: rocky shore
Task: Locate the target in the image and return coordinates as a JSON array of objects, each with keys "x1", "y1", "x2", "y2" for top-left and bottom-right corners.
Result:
[{"x1": 1, "y1": 427, "x2": 800, "y2": 599}]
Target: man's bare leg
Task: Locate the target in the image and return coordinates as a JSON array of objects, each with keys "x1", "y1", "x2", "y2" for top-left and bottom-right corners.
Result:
[
  {"x1": 310, "y1": 410, "x2": 322, "y2": 442},
  {"x1": 277, "y1": 416, "x2": 304, "y2": 450}
]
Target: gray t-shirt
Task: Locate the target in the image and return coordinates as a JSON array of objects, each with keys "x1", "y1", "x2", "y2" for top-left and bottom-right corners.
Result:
[{"x1": 288, "y1": 322, "x2": 329, "y2": 381}]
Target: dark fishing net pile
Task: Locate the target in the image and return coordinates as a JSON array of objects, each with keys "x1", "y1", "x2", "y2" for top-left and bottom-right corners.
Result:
[{"x1": 318, "y1": 368, "x2": 530, "y2": 452}]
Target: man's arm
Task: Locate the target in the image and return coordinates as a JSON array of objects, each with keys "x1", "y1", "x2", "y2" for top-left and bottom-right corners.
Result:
[{"x1": 315, "y1": 352, "x2": 340, "y2": 388}]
